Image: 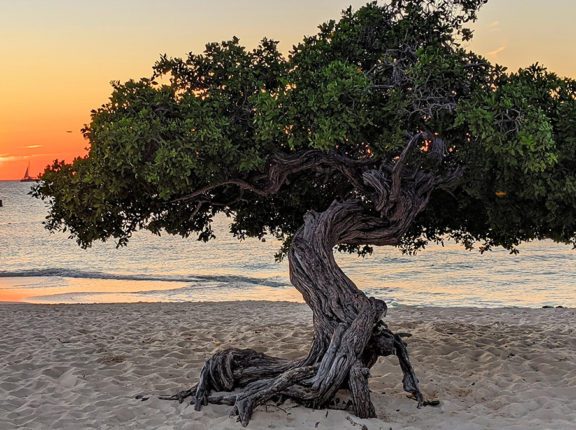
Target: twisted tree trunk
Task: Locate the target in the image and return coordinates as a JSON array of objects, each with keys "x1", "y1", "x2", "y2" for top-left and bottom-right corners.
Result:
[{"x1": 161, "y1": 198, "x2": 424, "y2": 426}]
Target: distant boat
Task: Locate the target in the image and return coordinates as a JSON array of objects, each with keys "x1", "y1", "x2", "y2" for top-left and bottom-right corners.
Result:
[{"x1": 20, "y1": 163, "x2": 36, "y2": 182}]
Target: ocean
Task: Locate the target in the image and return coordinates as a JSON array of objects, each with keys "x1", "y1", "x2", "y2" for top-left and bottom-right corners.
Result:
[{"x1": 1, "y1": 180, "x2": 575, "y2": 307}]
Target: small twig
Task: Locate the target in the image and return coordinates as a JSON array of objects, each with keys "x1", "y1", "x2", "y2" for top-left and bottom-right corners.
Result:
[
  {"x1": 346, "y1": 415, "x2": 369, "y2": 430},
  {"x1": 263, "y1": 403, "x2": 289, "y2": 414}
]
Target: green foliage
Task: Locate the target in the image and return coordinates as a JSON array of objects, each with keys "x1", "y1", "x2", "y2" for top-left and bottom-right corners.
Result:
[
  {"x1": 33, "y1": 0, "x2": 576, "y2": 255},
  {"x1": 253, "y1": 60, "x2": 373, "y2": 151}
]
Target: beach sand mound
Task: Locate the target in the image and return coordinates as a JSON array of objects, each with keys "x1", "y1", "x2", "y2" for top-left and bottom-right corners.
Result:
[{"x1": 1, "y1": 302, "x2": 575, "y2": 430}]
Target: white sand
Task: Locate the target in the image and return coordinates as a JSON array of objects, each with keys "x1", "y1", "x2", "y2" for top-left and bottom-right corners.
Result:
[{"x1": 1, "y1": 302, "x2": 575, "y2": 430}]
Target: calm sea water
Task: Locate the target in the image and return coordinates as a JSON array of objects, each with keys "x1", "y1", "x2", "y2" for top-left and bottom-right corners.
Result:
[{"x1": 1, "y1": 181, "x2": 575, "y2": 307}]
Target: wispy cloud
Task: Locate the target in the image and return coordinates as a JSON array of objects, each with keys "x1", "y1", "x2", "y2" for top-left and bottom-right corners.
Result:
[
  {"x1": 0, "y1": 152, "x2": 56, "y2": 165},
  {"x1": 486, "y1": 45, "x2": 507, "y2": 58},
  {"x1": 488, "y1": 21, "x2": 501, "y2": 32},
  {"x1": 25, "y1": 145, "x2": 43, "y2": 149},
  {"x1": 0, "y1": 154, "x2": 29, "y2": 165}
]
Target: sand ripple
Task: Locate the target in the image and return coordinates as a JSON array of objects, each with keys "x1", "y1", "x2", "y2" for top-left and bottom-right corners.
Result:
[{"x1": 1, "y1": 302, "x2": 575, "y2": 429}]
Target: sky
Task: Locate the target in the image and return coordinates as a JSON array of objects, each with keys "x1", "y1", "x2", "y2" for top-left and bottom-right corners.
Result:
[{"x1": 1, "y1": 0, "x2": 575, "y2": 180}]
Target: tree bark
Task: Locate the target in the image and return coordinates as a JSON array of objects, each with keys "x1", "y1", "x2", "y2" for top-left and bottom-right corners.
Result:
[{"x1": 161, "y1": 198, "x2": 424, "y2": 426}]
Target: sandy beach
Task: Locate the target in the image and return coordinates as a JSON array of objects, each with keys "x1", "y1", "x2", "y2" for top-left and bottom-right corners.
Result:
[{"x1": 1, "y1": 301, "x2": 575, "y2": 430}]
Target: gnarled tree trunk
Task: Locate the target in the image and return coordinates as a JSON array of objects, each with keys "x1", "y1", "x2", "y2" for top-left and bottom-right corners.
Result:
[{"x1": 161, "y1": 198, "x2": 424, "y2": 426}]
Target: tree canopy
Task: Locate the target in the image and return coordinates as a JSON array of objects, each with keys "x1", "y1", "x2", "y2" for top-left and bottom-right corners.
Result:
[{"x1": 34, "y1": 0, "x2": 576, "y2": 256}]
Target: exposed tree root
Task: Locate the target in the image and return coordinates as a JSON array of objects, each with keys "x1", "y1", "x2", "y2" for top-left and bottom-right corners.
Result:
[{"x1": 160, "y1": 317, "x2": 423, "y2": 426}]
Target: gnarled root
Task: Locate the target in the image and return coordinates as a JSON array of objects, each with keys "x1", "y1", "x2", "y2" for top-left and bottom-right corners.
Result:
[
  {"x1": 159, "y1": 348, "x2": 292, "y2": 405},
  {"x1": 161, "y1": 303, "x2": 423, "y2": 426}
]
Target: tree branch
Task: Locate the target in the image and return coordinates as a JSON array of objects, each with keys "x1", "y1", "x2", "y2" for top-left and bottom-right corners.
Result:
[{"x1": 174, "y1": 150, "x2": 377, "y2": 204}]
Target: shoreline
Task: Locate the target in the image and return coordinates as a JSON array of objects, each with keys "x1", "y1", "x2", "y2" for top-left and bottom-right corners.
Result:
[
  {"x1": 2, "y1": 301, "x2": 575, "y2": 429},
  {"x1": 1, "y1": 299, "x2": 570, "y2": 309}
]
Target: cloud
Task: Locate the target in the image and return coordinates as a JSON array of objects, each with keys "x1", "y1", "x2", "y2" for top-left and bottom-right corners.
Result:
[
  {"x1": 0, "y1": 154, "x2": 29, "y2": 165},
  {"x1": 486, "y1": 45, "x2": 506, "y2": 58},
  {"x1": 25, "y1": 145, "x2": 43, "y2": 149},
  {"x1": 488, "y1": 21, "x2": 500, "y2": 32},
  {"x1": 0, "y1": 152, "x2": 56, "y2": 165}
]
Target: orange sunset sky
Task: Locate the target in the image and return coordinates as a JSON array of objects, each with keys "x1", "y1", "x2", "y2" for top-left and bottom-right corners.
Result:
[{"x1": 1, "y1": 0, "x2": 575, "y2": 180}]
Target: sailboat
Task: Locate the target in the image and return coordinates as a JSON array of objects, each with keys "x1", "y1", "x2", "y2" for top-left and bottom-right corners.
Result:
[{"x1": 20, "y1": 163, "x2": 36, "y2": 182}]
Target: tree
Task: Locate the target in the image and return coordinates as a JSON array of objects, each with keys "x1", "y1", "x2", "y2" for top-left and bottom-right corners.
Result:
[{"x1": 33, "y1": 0, "x2": 576, "y2": 426}]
